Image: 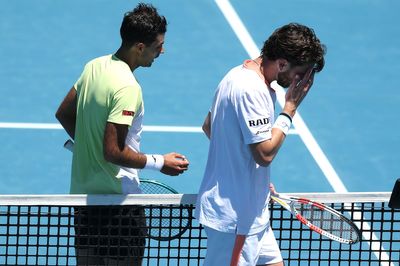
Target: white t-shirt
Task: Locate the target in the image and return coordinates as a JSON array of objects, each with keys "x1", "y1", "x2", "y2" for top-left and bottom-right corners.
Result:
[
  {"x1": 117, "y1": 101, "x2": 145, "y2": 194},
  {"x1": 195, "y1": 63, "x2": 277, "y2": 235}
]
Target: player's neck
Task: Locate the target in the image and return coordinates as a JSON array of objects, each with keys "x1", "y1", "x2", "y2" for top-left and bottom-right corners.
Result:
[
  {"x1": 259, "y1": 58, "x2": 279, "y2": 87},
  {"x1": 251, "y1": 57, "x2": 273, "y2": 88},
  {"x1": 114, "y1": 47, "x2": 139, "y2": 72}
]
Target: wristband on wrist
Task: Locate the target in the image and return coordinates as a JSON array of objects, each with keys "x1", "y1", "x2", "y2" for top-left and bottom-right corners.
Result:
[
  {"x1": 272, "y1": 113, "x2": 292, "y2": 135},
  {"x1": 144, "y1": 154, "x2": 164, "y2": 171},
  {"x1": 279, "y1": 112, "x2": 292, "y2": 123}
]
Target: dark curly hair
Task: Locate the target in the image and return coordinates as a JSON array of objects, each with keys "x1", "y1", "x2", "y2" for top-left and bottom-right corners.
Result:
[
  {"x1": 120, "y1": 3, "x2": 167, "y2": 46},
  {"x1": 261, "y1": 23, "x2": 326, "y2": 72}
]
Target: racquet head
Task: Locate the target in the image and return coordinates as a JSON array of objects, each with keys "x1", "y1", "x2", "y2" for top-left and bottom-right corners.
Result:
[
  {"x1": 139, "y1": 179, "x2": 178, "y2": 194},
  {"x1": 139, "y1": 179, "x2": 192, "y2": 241},
  {"x1": 271, "y1": 194, "x2": 361, "y2": 244}
]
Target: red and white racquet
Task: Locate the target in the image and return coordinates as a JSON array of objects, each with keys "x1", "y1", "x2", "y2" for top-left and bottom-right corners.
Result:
[{"x1": 271, "y1": 193, "x2": 361, "y2": 244}]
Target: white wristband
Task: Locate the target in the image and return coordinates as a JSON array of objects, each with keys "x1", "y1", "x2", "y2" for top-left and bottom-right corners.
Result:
[
  {"x1": 145, "y1": 154, "x2": 164, "y2": 171},
  {"x1": 272, "y1": 114, "x2": 292, "y2": 135}
]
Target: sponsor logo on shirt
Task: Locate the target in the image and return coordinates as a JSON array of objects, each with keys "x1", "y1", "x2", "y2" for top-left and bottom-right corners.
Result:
[
  {"x1": 122, "y1": 110, "x2": 135, "y2": 116},
  {"x1": 256, "y1": 129, "x2": 270, "y2": 135},
  {"x1": 248, "y1": 117, "x2": 269, "y2": 127}
]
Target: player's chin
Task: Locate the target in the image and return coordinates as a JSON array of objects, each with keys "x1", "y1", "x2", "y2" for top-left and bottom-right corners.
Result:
[{"x1": 142, "y1": 60, "x2": 155, "y2": 67}]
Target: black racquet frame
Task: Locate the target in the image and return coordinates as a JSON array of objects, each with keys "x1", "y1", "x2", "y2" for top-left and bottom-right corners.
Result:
[{"x1": 139, "y1": 179, "x2": 192, "y2": 241}]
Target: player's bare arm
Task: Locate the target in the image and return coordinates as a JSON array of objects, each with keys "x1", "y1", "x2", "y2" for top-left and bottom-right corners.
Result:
[
  {"x1": 202, "y1": 112, "x2": 211, "y2": 139},
  {"x1": 103, "y1": 122, "x2": 189, "y2": 176},
  {"x1": 250, "y1": 66, "x2": 315, "y2": 167},
  {"x1": 55, "y1": 87, "x2": 77, "y2": 139}
]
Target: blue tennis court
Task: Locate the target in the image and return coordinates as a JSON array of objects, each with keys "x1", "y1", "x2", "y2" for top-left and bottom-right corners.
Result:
[{"x1": 1, "y1": 0, "x2": 399, "y2": 196}]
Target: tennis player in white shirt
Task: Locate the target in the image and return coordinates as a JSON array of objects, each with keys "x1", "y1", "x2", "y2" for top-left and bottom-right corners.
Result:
[{"x1": 195, "y1": 23, "x2": 326, "y2": 266}]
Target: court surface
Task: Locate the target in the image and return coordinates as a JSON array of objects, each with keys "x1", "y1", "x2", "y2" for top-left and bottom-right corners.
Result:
[{"x1": 0, "y1": 0, "x2": 399, "y2": 195}]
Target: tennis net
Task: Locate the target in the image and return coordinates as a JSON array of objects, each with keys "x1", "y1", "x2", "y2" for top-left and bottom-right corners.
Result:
[{"x1": 0, "y1": 193, "x2": 398, "y2": 265}]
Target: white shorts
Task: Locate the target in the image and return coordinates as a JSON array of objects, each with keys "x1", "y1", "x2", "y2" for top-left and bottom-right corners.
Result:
[{"x1": 203, "y1": 225, "x2": 283, "y2": 266}]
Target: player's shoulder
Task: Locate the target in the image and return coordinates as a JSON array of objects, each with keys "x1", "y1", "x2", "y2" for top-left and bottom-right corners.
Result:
[
  {"x1": 225, "y1": 64, "x2": 260, "y2": 82},
  {"x1": 226, "y1": 66, "x2": 263, "y2": 91},
  {"x1": 85, "y1": 54, "x2": 111, "y2": 66},
  {"x1": 225, "y1": 64, "x2": 246, "y2": 76}
]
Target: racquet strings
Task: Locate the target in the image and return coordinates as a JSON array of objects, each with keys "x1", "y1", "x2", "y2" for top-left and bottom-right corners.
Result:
[
  {"x1": 294, "y1": 201, "x2": 358, "y2": 242},
  {"x1": 139, "y1": 180, "x2": 191, "y2": 240},
  {"x1": 139, "y1": 181, "x2": 175, "y2": 194}
]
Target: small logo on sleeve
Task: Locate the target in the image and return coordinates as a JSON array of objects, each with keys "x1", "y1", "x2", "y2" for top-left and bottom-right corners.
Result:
[{"x1": 122, "y1": 110, "x2": 135, "y2": 116}]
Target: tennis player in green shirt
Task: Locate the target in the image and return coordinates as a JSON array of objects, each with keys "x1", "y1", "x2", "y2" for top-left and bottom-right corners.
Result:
[{"x1": 56, "y1": 3, "x2": 189, "y2": 265}]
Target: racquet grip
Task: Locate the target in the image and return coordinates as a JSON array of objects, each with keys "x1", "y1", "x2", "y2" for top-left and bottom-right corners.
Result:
[{"x1": 64, "y1": 139, "x2": 74, "y2": 152}]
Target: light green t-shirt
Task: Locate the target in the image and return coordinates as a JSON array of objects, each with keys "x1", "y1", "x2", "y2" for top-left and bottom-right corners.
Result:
[{"x1": 70, "y1": 54, "x2": 142, "y2": 194}]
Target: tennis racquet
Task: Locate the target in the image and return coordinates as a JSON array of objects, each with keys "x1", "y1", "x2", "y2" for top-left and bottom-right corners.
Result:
[
  {"x1": 138, "y1": 179, "x2": 192, "y2": 241},
  {"x1": 63, "y1": 139, "x2": 192, "y2": 241},
  {"x1": 271, "y1": 193, "x2": 361, "y2": 244}
]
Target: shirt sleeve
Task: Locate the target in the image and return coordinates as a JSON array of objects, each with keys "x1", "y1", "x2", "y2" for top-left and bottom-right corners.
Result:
[
  {"x1": 236, "y1": 88, "x2": 273, "y2": 144},
  {"x1": 74, "y1": 64, "x2": 89, "y2": 93},
  {"x1": 107, "y1": 86, "x2": 142, "y2": 126}
]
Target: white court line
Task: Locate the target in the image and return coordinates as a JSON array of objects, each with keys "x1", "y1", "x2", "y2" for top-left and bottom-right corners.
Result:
[
  {"x1": 214, "y1": 0, "x2": 392, "y2": 265},
  {"x1": 0, "y1": 122, "x2": 298, "y2": 134},
  {"x1": 0, "y1": 122, "x2": 201, "y2": 133},
  {"x1": 0, "y1": 122, "x2": 63, "y2": 130}
]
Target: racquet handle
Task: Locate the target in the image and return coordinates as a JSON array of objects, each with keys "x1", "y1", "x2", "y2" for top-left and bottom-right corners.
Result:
[{"x1": 64, "y1": 139, "x2": 74, "y2": 152}]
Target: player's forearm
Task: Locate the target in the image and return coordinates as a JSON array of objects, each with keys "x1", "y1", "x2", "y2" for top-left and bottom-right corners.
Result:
[
  {"x1": 250, "y1": 128, "x2": 286, "y2": 166},
  {"x1": 281, "y1": 103, "x2": 297, "y2": 118},
  {"x1": 103, "y1": 122, "x2": 147, "y2": 168},
  {"x1": 103, "y1": 144, "x2": 147, "y2": 169}
]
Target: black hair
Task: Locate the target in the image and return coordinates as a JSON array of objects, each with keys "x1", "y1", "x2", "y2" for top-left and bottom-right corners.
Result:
[
  {"x1": 261, "y1": 23, "x2": 326, "y2": 72},
  {"x1": 120, "y1": 3, "x2": 167, "y2": 45}
]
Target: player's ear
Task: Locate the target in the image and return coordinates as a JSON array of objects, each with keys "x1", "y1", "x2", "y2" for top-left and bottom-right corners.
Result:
[
  {"x1": 135, "y1": 42, "x2": 146, "y2": 53},
  {"x1": 277, "y1": 59, "x2": 289, "y2": 72}
]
